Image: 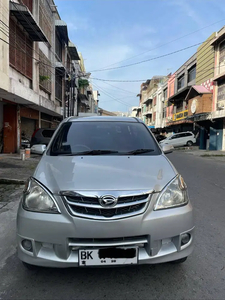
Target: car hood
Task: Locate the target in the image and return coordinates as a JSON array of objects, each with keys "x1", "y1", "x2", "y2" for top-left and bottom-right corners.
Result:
[{"x1": 33, "y1": 155, "x2": 177, "y2": 194}]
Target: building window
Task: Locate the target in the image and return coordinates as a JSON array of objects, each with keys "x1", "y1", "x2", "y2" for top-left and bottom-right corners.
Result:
[
  {"x1": 176, "y1": 101, "x2": 183, "y2": 113},
  {"x1": 163, "y1": 88, "x2": 168, "y2": 101},
  {"x1": 55, "y1": 71, "x2": 63, "y2": 103},
  {"x1": 55, "y1": 33, "x2": 62, "y2": 61},
  {"x1": 39, "y1": 50, "x2": 52, "y2": 94},
  {"x1": 188, "y1": 65, "x2": 196, "y2": 83},
  {"x1": 178, "y1": 74, "x2": 185, "y2": 90},
  {"x1": 9, "y1": 17, "x2": 33, "y2": 80},
  {"x1": 39, "y1": 0, "x2": 52, "y2": 43},
  {"x1": 163, "y1": 108, "x2": 166, "y2": 118},
  {"x1": 153, "y1": 112, "x2": 156, "y2": 122},
  {"x1": 217, "y1": 79, "x2": 225, "y2": 102},
  {"x1": 219, "y1": 41, "x2": 225, "y2": 63}
]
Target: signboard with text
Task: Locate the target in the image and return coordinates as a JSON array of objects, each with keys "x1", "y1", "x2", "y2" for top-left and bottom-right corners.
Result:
[{"x1": 173, "y1": 110, "x2": 188, "y2": 121}]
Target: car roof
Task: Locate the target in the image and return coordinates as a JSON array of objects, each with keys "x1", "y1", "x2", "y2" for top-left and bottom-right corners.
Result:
[{"x1": 64, "y1": 116, "x2": 141, "y2": 123}]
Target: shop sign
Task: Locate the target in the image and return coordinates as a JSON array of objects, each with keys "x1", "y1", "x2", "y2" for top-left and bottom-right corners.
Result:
[{"x1": 173, "y1": 110, "x2": 188, "y2": 121}]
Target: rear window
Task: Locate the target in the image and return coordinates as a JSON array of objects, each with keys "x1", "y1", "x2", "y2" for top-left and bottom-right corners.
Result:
[
  {"x1": 49, "y1": 121, "x2": 161, "y2": 156},
  {"x1": 42, "y1": 130, "x2": 55, "y2": 138}
]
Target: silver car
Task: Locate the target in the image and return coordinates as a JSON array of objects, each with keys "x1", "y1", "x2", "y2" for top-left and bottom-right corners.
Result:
[{"x1": 17, "y1": 117, "x2": 194, "y2": 268}]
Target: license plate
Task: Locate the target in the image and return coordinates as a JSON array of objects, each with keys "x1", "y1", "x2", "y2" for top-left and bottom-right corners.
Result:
[{"x1": 79, "y1": 247, "x2": 138, "y2": 266}]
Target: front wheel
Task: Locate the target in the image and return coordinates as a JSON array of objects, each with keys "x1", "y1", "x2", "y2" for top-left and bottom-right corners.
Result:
[
  {"x1": 186, "y1": 141, "x2": 193, "y2": 146},
  {"x1": 170, "y1": 257, "x2": 187, "y2": 264}
]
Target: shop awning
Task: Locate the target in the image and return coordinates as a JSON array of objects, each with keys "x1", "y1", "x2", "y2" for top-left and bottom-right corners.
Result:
[
  {"x1": 55, "y1": 20, "x2": 69, "y2": 45},
  {"x1": 55, "y1": 61, "x2": 66, "y2": 74},
  {"x1": 185, "y1": 85, "x2": 212, "y2": 101},
  {"x1": 10, "y1": 1, "x2": 48, "y2": 42},
  {"x1": 68, "y1": 41, "x2": 80, "y2": 60},
  {"x1": 186, "y1": 113, "x2": 210, "y2": 122},
  {"x1": 168, "y1": 86, "x2": 190, "y2": 103}
]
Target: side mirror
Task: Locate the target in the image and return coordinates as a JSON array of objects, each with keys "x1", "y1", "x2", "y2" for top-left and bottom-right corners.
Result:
[
  {"x1": 162, "y1": 144, "x2": 174, "y2": 154},
  {"x1": 30, "y1": 144, "x2": 47, "y2": 155}
]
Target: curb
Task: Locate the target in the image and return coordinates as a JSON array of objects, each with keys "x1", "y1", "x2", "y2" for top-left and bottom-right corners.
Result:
[{"x1": 0, "y1": 178, "x2": 26, "y2": 185}]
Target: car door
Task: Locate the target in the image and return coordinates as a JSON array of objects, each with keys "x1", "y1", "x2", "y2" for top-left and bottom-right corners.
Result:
[
  {"x1": 168, "y1": 134, "x2": 180, "y2": 147},
  {"x1": 176, "y1": 133, "x2": 187, "y2": 146}
]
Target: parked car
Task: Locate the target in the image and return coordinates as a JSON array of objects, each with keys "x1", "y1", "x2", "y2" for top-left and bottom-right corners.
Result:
[
  {"x1": 30, "y1": 128, "x2": 55, "y2": 147},
  {"x1": 159, "y1": 132, "x2": 196, "y2": 148},
  {"x1": 17, "y1": 117, "x2": 194, "y2": 269}
]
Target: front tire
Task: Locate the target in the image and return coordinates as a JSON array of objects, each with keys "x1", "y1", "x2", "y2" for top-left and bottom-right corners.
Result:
[{"x1": 186, "y1": 141, "x2": 193, "y2": 146}]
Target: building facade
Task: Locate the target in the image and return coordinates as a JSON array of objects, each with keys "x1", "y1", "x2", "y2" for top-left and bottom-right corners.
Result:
[
  {"x1": 0, "y1": 0, "x2": 84, "y2": 153},
  {"x1": 211, "y1": 26, "x2": 225, "y2": 150},
  {"x1": 166, "y1": 53, "x2": 197, "y2": 133}
]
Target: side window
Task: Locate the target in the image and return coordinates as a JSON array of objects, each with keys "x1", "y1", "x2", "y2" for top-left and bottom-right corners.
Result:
[
  {"x1": 179, "y1": 133, "x2": 186, "y2": 138},
  {"x1": 42, "y1": 130, "x2": 55, "y2": 138},
  {"x1": 186, "y1": 133, "x2": 192, "y2": 137},
  {"x1": 170, "y1": 135, "x2": 178, "y2": 140}
]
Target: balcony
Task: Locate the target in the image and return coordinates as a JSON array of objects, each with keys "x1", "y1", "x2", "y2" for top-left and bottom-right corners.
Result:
[
  {"x1": 10, "y1": 1, "x2": 47, "y2": 42},
  {"x1": 142, "y1": 108, "x2": 153, "y2": 116},
  {"x1": 142, "y1": 97, "x2": 153, "y2": 105}
]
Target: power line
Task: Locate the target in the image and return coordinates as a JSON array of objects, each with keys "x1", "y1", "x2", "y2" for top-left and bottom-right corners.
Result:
[
  {"x1": 0, "y1": 34, "x2": 220, "y2": 84},
  {"x1": 92, "y1": 82, "x2": 134, "y2": 107},
  {"x1": 91, "y1": 64, "x2": 220, "y2": 83},
  {"x1": 91, "y1": 77, "x2": 151, "y2": 83},
  {"x1": 100, "y1": 95, "x2": 135, "y2": 103},
  {"x1": 95, "y1": 80, "x2": 137, "y2": 95},
  {"x1": 89, "y1": 41, "x2": 213, "y2": 73},
  {"x1": 94, "y1": 18, "x2": 225, "y2": 70},
  {"x1": 0, "y1": 27, "x2": 9, "y2": 38}
]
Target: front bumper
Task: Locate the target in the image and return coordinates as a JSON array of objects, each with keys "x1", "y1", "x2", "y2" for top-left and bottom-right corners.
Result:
[{"x1": 17, "y1": 195, "x2": 194, "y2": 267}]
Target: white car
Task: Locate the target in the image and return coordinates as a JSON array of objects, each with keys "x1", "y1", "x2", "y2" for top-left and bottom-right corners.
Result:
[{"x1": 160, "y1": 132, "x2": 196, "y2": 148}]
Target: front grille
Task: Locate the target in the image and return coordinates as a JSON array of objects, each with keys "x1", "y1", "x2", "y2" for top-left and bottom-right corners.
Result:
[
  {"x1": 73, "y1": 203, "x2": 146, "y2": 218},
  {"x1": 63, "y1": 192, "x2": 150, "y2": 220}
]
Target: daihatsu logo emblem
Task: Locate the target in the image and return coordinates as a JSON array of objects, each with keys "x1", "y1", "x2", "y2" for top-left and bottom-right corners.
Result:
[{"x1": 99, "y1": 195, "x2": 118, "y2": 208}]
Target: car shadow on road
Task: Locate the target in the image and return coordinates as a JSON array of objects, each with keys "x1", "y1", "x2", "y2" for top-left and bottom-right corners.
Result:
[{"x1": 1, "y1": 252, "x2": 189, "y2": 300}]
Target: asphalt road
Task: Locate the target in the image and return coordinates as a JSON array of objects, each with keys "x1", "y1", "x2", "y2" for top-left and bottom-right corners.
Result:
[{"x1": 0, "y1": 152, "x2": 225, "y2": 300}]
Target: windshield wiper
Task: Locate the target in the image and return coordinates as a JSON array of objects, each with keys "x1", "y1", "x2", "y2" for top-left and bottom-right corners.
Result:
[
  {"x1": 122, "y1": 148, "x2": 155, "y2": 155},
  {"x1": 51, "y1": 150, "x2": 119, "y2": 156},
  {"x1": 67, "y1": 150, "x2": 119, "y2": 156}
]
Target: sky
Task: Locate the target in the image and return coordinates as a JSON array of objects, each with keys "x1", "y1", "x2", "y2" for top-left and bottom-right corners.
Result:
[{"x1": 54, "y1": 0, "x2": 225, "y2": 113}]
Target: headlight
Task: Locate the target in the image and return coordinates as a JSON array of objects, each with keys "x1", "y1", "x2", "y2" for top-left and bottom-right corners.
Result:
[
  {"x1": 154, "y1": 175, "x2": 189, "y2": 210},
  {"x1": 22, "y1": 178, "x2": 60, "y2": 213}
]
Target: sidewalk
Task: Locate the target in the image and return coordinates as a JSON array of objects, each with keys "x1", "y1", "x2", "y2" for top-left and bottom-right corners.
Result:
[
  {"x1": 174, "y1": 146, "x2": 225, "y2": 161},
  {"x1": 0, "y1": 154, "x2": 41, "y2": 184}
]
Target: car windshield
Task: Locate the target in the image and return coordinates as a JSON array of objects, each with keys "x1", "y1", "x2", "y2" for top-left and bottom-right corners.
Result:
[{"x1": 49, "y1": 121, "x2": 161, "y2": 156}]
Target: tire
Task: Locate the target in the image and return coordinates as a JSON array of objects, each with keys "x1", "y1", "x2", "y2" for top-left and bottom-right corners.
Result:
[
  {"x1": 22, "y1": 261, "x2": 37, "y2": 270},
  {"x1": 170, "y1": 257, "x2": 187, "y2": 264},
  {"x1": 186, "y1": 141, "x2": 193, "y2": 146}
]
